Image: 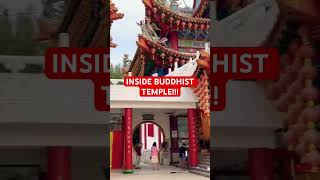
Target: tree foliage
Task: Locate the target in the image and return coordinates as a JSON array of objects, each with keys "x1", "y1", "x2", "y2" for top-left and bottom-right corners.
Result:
[{"x1": 110, "y1": 63, "x2": 123, "y2": 79}]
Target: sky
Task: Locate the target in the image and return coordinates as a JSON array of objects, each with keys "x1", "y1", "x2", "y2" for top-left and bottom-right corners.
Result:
[{"x1": 110, "y1": 0, "x2": 194, "y2": 65}]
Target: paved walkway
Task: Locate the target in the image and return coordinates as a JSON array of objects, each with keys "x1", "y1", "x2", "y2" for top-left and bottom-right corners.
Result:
[{"x1": 111, "y1": 163, "x2": 209, "y2": 180}]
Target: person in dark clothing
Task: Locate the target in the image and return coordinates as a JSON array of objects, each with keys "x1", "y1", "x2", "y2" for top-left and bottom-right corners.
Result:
[
  {"x1": 179, "y1": 143, "x2": 187, "y2": 168},
  {"x1": 135, "y1": 142, "x2": 142, "y2": 169}
]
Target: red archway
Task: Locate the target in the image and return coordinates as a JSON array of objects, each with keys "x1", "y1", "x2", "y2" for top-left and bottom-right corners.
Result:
[{"x1": 133, "y1": 121, "x2": 165, "y2": 151}]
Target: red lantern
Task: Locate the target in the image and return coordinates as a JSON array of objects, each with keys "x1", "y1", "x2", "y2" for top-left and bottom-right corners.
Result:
[
  {"x1": 153, "y1": 8, "x2": 157, "y2": 14},
  {"x1": 300, "y1": 66, "x2": 317, "y2": 79},
  {"x1": 283, "y1": 130, "x2": 298, "y2": 145},
  {"x1": 194, "y1": 24, "x2": 198, "y2": 30},
  {"x1": 302, "y1": 87, "x2": 319, "y2": 101},
  {"x1": 301, "y1": 150, "x2": 320, "y2": 166},
  {"x1": 151, "y1": 48, "x2": 156, "y2": 54},
  {"x1": 299, "y1": 45, "x2": 315, "y2": 58},
  {"x1": 291, "y1": 59, "x2": 303, "y2": 72},
  {"x1": 292, "y1": 123, "x2": 308, "y2": 136},
  {"x1": 169, "y1": 17, "x2": 174, "y2": 23},
  {"x1": 206, "y1": 24, "x2": 210, "y2": 30},
  {"x1": 295, "y1": 142, "x2": 308, "y2": 156},
  {"x1": 176, "y1": 20, "x2": 180, "y2": 26},
  {"x1": 303, "y1": 129, "x2": 320, "y2": 144},
  {"x1": 275, "y1": 97, "x2": 290, "y2": 112},
  {"x1": 200, "y1": 24, "x2": 205, "y2": 30},
  {"x1": 301, "y1": 107, "x2": 320, "y2": 123},
  {"x1": 181, "y1": 22, "x2": 186, "y2": 29}
]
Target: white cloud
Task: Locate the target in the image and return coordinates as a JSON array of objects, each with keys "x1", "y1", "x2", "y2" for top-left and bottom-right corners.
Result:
[{"x1": 110, "y1": 0, "x2": 145, "y2": 65}]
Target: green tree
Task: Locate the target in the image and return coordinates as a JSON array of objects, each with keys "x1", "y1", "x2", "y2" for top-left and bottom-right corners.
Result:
[
  {"x1": 0, "y1": 5, "x2": 15, "y2": 54},
  {"x1": 110, "y1": 63, "x2": 123, "y2": 79},
  {"x1": 13, "y1": 5, "x2": 39, "y2": 55}
]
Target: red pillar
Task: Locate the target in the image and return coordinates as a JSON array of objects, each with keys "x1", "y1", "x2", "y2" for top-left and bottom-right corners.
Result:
[
  {"x1": 47, "y1": 147, "x2": 71, "y2": 180},
  {"x1": 188, "y1": 109, "x2": 198, "y2": 167},
  {"x1": 248, "y1": 148, "x2": 274, "y2": 180},
  {"x1": 168, "y1": 31, "x2": 179, "y2": 51},
  {"x1": 123, "y1": 108, "x2": 134, "y2": 174}
]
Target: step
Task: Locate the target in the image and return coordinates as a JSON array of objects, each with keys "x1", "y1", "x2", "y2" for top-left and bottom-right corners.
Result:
[
  {"x1": 190, "y1": 167, "x2": 210, "y2": 173},
  {"x1": 199, "y1": 159, "x2": 210, "y2": 163},
  {"x1": 200, "y1": 161, "x2": 210, "y2": 165},
  {"x1": 198, "y1": 163, "x2": 209, "y2": 169},
  {"x1": 189, "y1": 169, "x2": 210, "y2": 178}
]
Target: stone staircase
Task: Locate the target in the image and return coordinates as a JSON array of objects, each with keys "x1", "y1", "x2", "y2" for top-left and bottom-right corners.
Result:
[{"x1": 189, "y1": 154, "x2": 210, "y2": 178}]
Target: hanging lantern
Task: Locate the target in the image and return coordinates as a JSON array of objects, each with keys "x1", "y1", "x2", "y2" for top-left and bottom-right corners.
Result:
[
  {"x1": 301, "y1": 107, "x2": 320, "y2": 123},
  {"x1": 202, "y1": 116, "x2": 210, "y2": 140},
  {"x1": 299, "y1": 45, "x2": 315, "y2": 59},
  {"x1": 302, "y1": 87, "x2": 319, "y2": 101},
  {"x1": 303, "y1": 129, "x2": 320, "y2": 144},
  {"x1": 206, "y1": 24, "x2": 210, "y2": 31},
  {"x1": 300, "y1": 66, "x2": 317, "y2": 79},
  {"x1": 160, "y1": 53, "x2": 166, "y2": 59},
  {"x1": 292, "y1": 123, "x2": 308, "y2": 136},
  {"x1": 151, "y1": 48, "x2": 156, "y2": 60},
  {"x1": 200, "y1": 24, "x2": 204, "y2": 31},
  {"x1": 295, "y1": 142, "x2": 308, "y2": 156},
  {"x1": 181, "y1": 22, "x2": 186, "y2": 30},
  {"x1": 283, "y1": 130, "x2": 298, "y2": 145},
  {"x1": 161, "y1": 13, "x2": 165, "y2": 21},
  {"x1": 301, "y1": 150, "x2": 320, "y2": 166},
  {"x1": 152, "y1": 7, "x2": 157, "y2": 14}
]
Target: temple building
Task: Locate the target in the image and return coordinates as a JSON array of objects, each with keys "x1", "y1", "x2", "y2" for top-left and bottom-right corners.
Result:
[{"x1": 110, "y1": 0, "x2": 211, "y2": 177}]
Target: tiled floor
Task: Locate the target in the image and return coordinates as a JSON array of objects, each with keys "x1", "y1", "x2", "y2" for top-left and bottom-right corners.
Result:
[{"x1": 110, "y1": 163, "x2": 210, "y2": 180}]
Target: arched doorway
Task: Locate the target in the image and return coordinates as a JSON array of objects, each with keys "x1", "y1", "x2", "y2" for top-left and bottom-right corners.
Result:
[{"x1": 132, "y1": 121, "x2": 166, "y2": 168}]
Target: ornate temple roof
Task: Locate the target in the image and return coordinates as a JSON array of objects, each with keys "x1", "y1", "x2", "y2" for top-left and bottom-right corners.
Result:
[
  {"x1": 110, "y1": 0, "x2": 124, "y2": 48},
  {"x1": 193, "y1": 0, "x2": 210, "y2": 18},
  {"x1": 129, "y1": 34, "x2": 197, "y2": 76},
  {"x1": 142, "y1": 0, "x2": 210, "y2": 32}
]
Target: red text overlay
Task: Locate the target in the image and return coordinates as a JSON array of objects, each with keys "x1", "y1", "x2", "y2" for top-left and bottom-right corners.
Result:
[
  {"x1": 45, "y1": 48, "x2": 110, "y2": 111},
  {"x1": 211, "y1": 47, "x2": 280, "y2": 111},
  {"x1": 124, "y1": 77, "x2": 198, "y2": 96}
]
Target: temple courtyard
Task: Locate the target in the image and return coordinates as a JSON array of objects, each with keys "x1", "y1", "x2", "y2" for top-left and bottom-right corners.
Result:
[{"x1": 110, "y1": 163, "x2": 209, "y2": 180}]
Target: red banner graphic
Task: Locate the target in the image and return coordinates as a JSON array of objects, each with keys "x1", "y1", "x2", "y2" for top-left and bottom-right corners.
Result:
[
  {"x1": 124, "y1": 76, "x2": 198, "y2": 97},
  {"x1": 45, "y1": 48, "x2": 110, "y2": 111},
  {"x1": 210, "y1": 47, "x2": 280, "y2": 111}
]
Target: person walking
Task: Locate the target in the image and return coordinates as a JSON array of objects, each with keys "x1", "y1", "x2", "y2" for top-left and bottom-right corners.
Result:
[
  {"x1": 135, "y1": 142, "x2": 142, "y2": 169},
  {"x1": 179, "y1": 143, "x2": 187, "y2": 168},
  {"x1": 150, "y1": 142, "x2": 160, "y2": 170}
]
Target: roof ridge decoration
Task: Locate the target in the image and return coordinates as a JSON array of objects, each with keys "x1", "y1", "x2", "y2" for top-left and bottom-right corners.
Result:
[
  {"x1": 193, "y1": 0, "x2": 209, "y2": 18},
  {"x1": 138, "y1": 34, "x2": 196, "y2": 60},
  {"x1": 143, "y1": 0, "x2": 210, "y2": 31},
  {"x1": 110, "y1": 0, "x2": 124, "y2": 48}
]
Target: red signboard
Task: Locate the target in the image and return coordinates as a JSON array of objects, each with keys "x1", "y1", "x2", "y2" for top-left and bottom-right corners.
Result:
[
  {"x1": 45, "y1": 48, "x2": 110, "y2": 111},
  {"x1": 210, "y1": 47, "x2": 280, "y2": 111}
]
